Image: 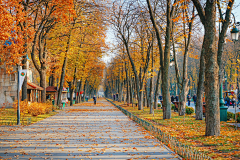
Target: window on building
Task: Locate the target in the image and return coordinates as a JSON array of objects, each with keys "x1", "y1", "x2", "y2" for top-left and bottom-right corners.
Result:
[
  {"x1": 11, "y1": 96, "x2": 15, "y2": 101},
  {"x1": 10, "y1": 74, "x2": 16, "y2": 82}
]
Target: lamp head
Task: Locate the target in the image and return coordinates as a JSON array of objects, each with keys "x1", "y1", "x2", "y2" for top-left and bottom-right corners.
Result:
[{"x1": 231, "y1": 26, "x2": 239, "y2": 41}]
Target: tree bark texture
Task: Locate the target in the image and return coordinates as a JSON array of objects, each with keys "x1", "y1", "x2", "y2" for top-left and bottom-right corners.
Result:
[
  {"x1": 146, "y1": 0, "x2": 174, "y2": 119},
  {"x1": 192, "y1": 0, "x2": 220, "y2": 136},
  {"x1": 154, "y1": 69, "x2": 161, "y2": 109},
  {"x1": 21, "y1": 0, "x2": 29, "y2": 101},
  {"x1": 125, "y1": 62, "x2": 130, "y2": 104},
  {"x1": 40, "y1": 71, "x2": 46, "y2": 103},
  {"x1": 195, "y1": 41, "x2": 205, "y2": 120},
  {"x1": 57, "y1": 33, "x2": 71, "y2": 106},
  {"x1": 70, "y1": 67, "x2": 77, "y2": 106}
]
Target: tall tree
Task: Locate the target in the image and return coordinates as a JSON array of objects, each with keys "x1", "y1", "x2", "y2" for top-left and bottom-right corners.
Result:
[
  {"x1": 146, "y1": 0, "x2": 177, "y2": 119},
  {"x1": 30, "y1": 0, "x2": 74, "y2": 103},
  {"x1": 110, "y1": 0, "x2": 153, "y2": 110},
  {"x1": 172, "y1": 2, "x2": 195, "y2": 116},
  {"x1": 191, "y1": 0, "x2": 234, "y2": 136}
]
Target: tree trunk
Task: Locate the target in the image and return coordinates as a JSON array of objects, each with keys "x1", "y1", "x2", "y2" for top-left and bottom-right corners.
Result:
[
  {"x1": 77, "y1": 81, "x2": 82, "y2": 103},
  {"x1": 21, "y1": 0, "x2": 29, "y2": 101},
  {"x1": 49, "y1": 69, "x2": 56, "y2": 86},
  {"x1": 146, "y1": 0, "x2": 173, "y2": 119},
  {"x1": 22, "y1": 55, "x2": 28, "y2": 101},
  {"x1": 129, "y1": 77, "x2": 133, "y2": 104},
  {"x1": 40, "y1": 71, "x2": 46, "y2": 103},
  {"x1": 198, "y1": 0, "x2": 220, "y2": 136},
  {"x1": 154, "y1": 69, "x2": 161, "y2": 109},
  {"x1": 195, "y1": 42, "x2": 205, "y2": 120},
  {"x1": 150, "y1": 42, "x2": 154, "y2": 114},
  {"x1": 122, "y1": 36, "x2": 143, "y2": 110},
  {"x1": 83, "y1": 81, "x2": 87, "y2": 102},
  {"x1": 149, "y1": 76, "x2": 153, "y2": 114},
  {"x1": 178, "y1": 81, "x2": 189, "y2": 116},
  {"x1": 125, "y1": 63, "x2": 130, "y2": 104},
  {"x1": 57, "y1": 32, "x2": 72, "y2": 106},
  {"x1": 70, "y1": 67, "x2": 77, "y2": 106},
  {"x1": 57, "y1": 55, "x2": 68, "y2": 106}
]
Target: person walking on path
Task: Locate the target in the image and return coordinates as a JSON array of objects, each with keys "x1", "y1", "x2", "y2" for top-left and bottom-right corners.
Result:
[
  {"x1": 232, "y1": 95, "x2": 236, "y2": 108},
  {"x1": 93, "y1": 95, "x2": 97, "y2": 104},
  {"x1": 193, "y1": 94, "x2": 197, "y2": 105},
  {"x1": 171, "y1": 95, "x2": 174, "y2": 103},
  {"x1": 238, "y1": 94, "x2": 240, "y2": 107},
  {"x1": 187, "y1": 95, "x2": 191, "y2": 106},
  {"x1": 226, "y1": 96, "x2": 230, "y2": 108},
  {"x1": 175, "y1": 95, "x2": 179, "y2": 102}
]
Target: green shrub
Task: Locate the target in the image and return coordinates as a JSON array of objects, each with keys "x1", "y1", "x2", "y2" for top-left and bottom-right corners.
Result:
[
  {"x1": 158, "y1": 103, "x2": 161, "y2": 108},
  {"x1": 171, "y1": 104, "x2": 175, "y2": 110},
  {"x1": 227, "y1": 112, "x2": 234, "y2": 121},
  {"x1": 186, "y1": 107, "x2": 194, "y2": 115},
  {"x1": 237, "y1": 116, "x2": 240, "y2": 123},
  {"x1": 236, "y1": 112, "x2": 240, "y2": 123}
]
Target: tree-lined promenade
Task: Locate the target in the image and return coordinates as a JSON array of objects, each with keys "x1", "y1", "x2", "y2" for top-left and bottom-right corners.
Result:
[{"x1": 0, "y1": 0, "x2": 240, "y2": 159}]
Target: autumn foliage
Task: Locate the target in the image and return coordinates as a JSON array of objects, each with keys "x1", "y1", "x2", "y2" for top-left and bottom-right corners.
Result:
[{"x1": 13, "y1": 100, "x2": 52, "y2": 116}]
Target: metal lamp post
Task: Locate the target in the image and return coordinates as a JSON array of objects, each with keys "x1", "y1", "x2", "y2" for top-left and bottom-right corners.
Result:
[
  {"x1": 231, "y1": 25, "x2": 239, "y2": 130},
  {"x1": 219, "y1": 19, "x2": 228, "y2": 121},
  {"x1": 219, "y1": 13, "x2": 239, "y2": 122}
]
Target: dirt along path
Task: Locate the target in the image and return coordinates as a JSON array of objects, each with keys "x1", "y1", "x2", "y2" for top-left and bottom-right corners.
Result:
[{"x1": 0, "y1": 99, "x2": 180, "y2": 160}]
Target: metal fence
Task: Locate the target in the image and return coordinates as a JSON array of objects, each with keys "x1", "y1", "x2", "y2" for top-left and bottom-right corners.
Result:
[{"x1": 106, "y1": 99, "x2": 213, "y2": 160}]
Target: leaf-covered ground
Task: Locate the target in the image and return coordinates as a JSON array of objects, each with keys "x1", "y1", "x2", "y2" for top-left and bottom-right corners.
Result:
[
  {"x1": 0, "y1": 99, "x2": 180, "y2": 159},
  {"x1": 109, "y1": 99, "x2": 240, "y2": 160},
  {"x1": 0, "y1": 107, "x2": 58, "y2": 126}
]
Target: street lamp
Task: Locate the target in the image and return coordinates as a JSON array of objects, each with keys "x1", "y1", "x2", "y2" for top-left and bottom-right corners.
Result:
[
  {"x1": 231, "y1": 27, "x2": 239, "y2": 41},
  {"x1": 219, "y1": 13, "x2": 240, "y2": 122},
  {"x1": 231, "y1": 24, "x2": 239, "y2": 130}
]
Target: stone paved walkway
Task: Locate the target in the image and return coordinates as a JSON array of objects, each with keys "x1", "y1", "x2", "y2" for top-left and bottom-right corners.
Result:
[{"x1": 0, "y1": 99, "x2": 180, "y2": 160}]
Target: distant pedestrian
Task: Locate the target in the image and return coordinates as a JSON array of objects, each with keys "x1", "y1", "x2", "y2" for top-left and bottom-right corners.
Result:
[
  {"x1": 226, "y1": 96, "x2": 230, "y2": 108},
  {"x1": 232, "y1": 95, "x2": 236, "y2": 108},
  {"x1": 175, "y1": 95, "x2": 179, "y2": 102},
  {"x1": 193, "y1": 94, "x2": 197, "y2": 105},
  {"x1": 113, "y1": 94, "x2": 115, "y2": 101},
  {"x1": 159, "y1": 95, "x2": 163, "y2": 100},
  {"x1": 171, "y1": 95, "x2": 174, "y2": 103},
  {"x1": 187, "y1": 95, "x2": 191, "y2": 106},
  {"x1": 93, "y1": 95, "x2": 97, "y2": 105},
  {"x1": 238, "y1": 94, "x2": 240, "y2": 106}
]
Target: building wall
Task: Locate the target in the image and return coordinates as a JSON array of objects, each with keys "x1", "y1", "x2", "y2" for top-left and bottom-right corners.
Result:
[{"x1": 0, "y1": 67, "x2": 18, "y2": 107}]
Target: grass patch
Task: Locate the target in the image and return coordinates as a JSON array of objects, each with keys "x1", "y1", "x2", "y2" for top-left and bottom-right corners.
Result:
[
  {"x1": 107, "y1": 98, "x2": 240, "y2": 160},
  {"x1": 0, "y1": 107, "x2": 59, "y2": 126}
]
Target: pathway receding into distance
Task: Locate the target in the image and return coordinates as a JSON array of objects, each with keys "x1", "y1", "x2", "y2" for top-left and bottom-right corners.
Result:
[{"x1": 0, "y1": 99, "x2": 180, "y2": 160}]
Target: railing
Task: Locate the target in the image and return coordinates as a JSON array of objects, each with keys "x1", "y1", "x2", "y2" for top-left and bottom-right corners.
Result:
[{"x1": 106, "y1": 99, "x2": 213, "y2": 160}]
